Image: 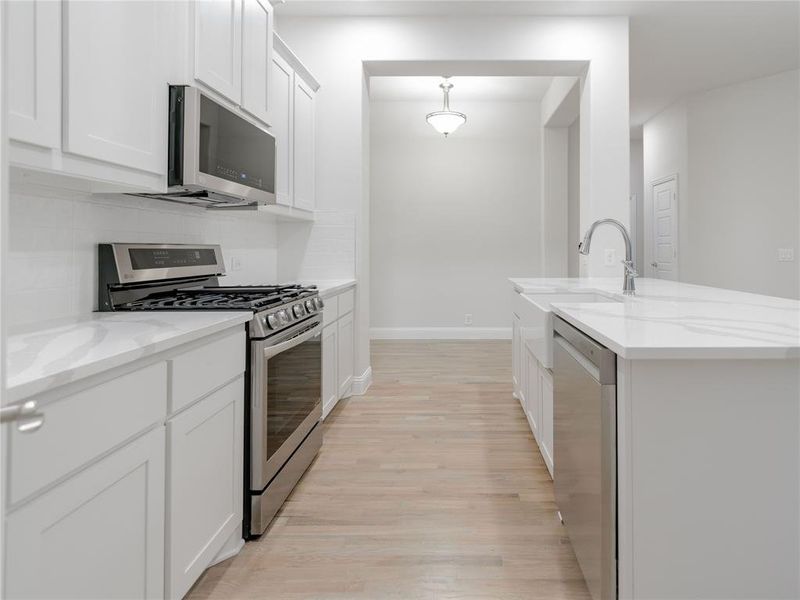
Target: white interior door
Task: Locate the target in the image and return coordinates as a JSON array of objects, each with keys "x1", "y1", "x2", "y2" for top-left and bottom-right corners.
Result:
[{"x1": 649, "y1": 176, "x2": 678, "y2": 280}]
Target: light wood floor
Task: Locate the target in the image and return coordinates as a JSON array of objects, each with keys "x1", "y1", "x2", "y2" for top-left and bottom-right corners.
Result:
[{"x1": 187, "y1": 340, "x2": 590, "y2": 600}]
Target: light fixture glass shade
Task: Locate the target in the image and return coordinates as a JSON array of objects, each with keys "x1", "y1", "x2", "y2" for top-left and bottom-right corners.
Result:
[
  {"x1": 426, "y1": 78, "x2": 466, "y2": 137},
  {"x1": 426, "y1": 111, "x2": 467, "y2": 136}
]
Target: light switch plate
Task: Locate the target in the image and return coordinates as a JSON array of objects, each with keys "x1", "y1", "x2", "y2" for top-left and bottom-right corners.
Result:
[
  {"x1": 604, "y1": 249, "x2": 616, "y2": 266},
  {"x1": 230, "y1": 256, "x2": 243, "y2": 271},
  {"x1": 777, "y1": 248, "x2": 795, "y2": 262}
]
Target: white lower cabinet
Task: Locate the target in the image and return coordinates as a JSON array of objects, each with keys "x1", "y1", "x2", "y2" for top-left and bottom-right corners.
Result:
[
  {"x1": 337, "y1": 312, "x2": 354, "y2": 397},
  {"x1": 4, "y1": 427, "x2": 166, "y2": 600},
  {"x1": 322, "y1": 323, "x2": 339, "y2": 417},
  {"x1": 2, "y1": 326, "x2": 247, "y2": 600},
  {"x1": 539, "y1": 366, "x2": 554, "y2": 476},
  {"x1": 320, "y1": 287, "x2": 356, "y2": 419},
  {"x1": 166, "y1": 378, "x2": 244, "y2": 600},
  {"x1": 525, "y1": 347, "x2": 540, "y2": 441},
  {"x1": 512, "y1": 313, "x2": 521, "y2": 397}
]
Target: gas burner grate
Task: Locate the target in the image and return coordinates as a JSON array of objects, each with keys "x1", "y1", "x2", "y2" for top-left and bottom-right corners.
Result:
[{"x1": 117, "y1": 285, "x2": 317, "y2": 312}]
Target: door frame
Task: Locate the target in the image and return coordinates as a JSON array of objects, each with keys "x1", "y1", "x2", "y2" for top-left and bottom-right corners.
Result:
[{"x1": 647, "y1": 173, "x2": 679, "y2": 279}]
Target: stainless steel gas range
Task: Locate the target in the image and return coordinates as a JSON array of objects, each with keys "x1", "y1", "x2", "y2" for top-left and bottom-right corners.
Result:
[{"x1": 98, "y1": 243, "x2": 323, "y2": 537}]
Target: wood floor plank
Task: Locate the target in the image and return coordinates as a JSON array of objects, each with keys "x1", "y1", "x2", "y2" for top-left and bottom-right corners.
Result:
[{"x1": 186, "y1": 340, "x2": 590, "y2": 600}]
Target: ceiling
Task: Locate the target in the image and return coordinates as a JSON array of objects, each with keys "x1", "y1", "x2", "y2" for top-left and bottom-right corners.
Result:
[
  {"x1": 369, "y1": 76, "x2": 554, "y2": 102},
  {"x1": 274, "y1": 1, "x2": 800, "y2": 133}
]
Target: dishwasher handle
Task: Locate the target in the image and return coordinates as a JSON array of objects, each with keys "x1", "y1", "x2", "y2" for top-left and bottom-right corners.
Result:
[{"x1": 553, "y1": 317, "x2": 616, "y2": 384}]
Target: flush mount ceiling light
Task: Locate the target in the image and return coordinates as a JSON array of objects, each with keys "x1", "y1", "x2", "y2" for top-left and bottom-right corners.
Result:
[{"x1": 426, "y1": 77, "x2": 466, "y2": 137}]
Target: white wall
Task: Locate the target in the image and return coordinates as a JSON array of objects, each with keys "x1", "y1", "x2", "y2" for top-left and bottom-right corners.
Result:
[
  {"x1": 369, "y1": 99, "x2": 541, "y2": 336},
  {"x1": 568, "y1": 119, "x2": 580, "y2": 277},
  {"x1": 643, "y1": 69, "x2": 799, "y2": 298},
  {"x1": 276, "y1": 15, "x2": 630, "y2": 375},
  {"x1": 629, "y1": 137, "x2": 644, "y2": 272},
  {"x1": 6, "y1": 178, "x2": 278, "y2": 328}
]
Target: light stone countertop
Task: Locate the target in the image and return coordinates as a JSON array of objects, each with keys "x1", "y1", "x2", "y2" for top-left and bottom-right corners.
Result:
[
  {"x1": 509, "y1": 277, "x2": 800, "y2": 359},
  {"x1": 4, "y1": 311, "x2": 253, "y2": 404},
  {"x1": 306, "y1": 279, "x2": 356, "y2": 298}
]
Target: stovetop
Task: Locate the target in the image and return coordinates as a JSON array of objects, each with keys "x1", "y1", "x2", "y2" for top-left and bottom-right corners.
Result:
[{"x1": 118, "y1": 284, "x2": 317, "y2": 312}]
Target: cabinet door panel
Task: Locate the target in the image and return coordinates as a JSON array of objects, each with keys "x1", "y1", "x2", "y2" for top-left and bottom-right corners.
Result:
[
  {"x1": 167, "y1": 377, "x2": 243, "y2": 600},
  {"x1": 293, "y1": 78, "x2": 315, "y2": 211},
  {"x1": 63, "y1": 0, "x2": 168, "y2": 174},
  {"x1": 512, "y1": 315, "x2": 520, "y2": 396},
  {"x1": 540, "y1": 366, "x2": 554, "y2": 476},
  {"x1": 194, "y1": 0, "x2": 242, "y2": 103},
  {"x1": 337, "y1": 312, "x2": 354, "y2": 398},
  {"x1": 6, "y1": 0, "x2": 60, "y2": 148},
  {"x1": 321, "y1": 324, "x2": 338, "y2": 419},
  {"x1": 4, "y1": 428, "x2": 165, "y2": 600},
  {"x1": 241, "y1": 0, "x2": 273, "y2": 125},
  {"x1": 270, "y1": 53, "x2": 294, "y2": 207},
  {"x1": 526, "y1": 349, "x2": 540, "y2": 441}
]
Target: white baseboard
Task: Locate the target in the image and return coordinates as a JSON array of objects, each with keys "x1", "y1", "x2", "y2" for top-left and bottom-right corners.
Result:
[
  {"x1": 351, "y1": 366, "x2": 372, "y2": 395},
  {"x1": 370, "y1": 327, "x2": 511, "y2": 340}
]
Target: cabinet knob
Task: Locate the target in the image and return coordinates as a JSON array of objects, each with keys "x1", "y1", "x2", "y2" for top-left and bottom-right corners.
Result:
[
  {"x1": 1, "y1": 400, "x2": 45, "y2": 433},
  {"x1": 650, "y1": 261, "x2": 658, "y2": 268}
]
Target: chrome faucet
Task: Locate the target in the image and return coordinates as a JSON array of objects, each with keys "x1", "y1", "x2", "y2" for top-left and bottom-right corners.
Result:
[{"x1": 578, "y1": 218, "x2": 638, "y2": 295}]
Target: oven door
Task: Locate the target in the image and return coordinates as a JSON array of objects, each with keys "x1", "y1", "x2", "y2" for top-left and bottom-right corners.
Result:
[{"x1": 249, "y1": 315, "x2": 322, "y2": 492}]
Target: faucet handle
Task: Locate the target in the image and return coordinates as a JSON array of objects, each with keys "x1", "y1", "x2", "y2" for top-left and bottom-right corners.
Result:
[{"x1": 622, "y1": 260, "x2": 638, "y2": 277}]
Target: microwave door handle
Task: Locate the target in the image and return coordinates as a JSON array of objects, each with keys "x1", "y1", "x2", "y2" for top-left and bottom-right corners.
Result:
[{"x1": 263, "y1": 325, "x2": 321, "y2": 359}]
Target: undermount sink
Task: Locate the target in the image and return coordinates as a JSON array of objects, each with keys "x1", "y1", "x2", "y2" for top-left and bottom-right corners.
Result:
[{"x1": 520, "y1": 292, "x2": 620, "y2": 369}]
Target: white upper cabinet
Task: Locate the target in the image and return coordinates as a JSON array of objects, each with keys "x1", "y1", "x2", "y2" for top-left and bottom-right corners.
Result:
[
  {"x1": 293, "y1": 78, "x2": 316, "y2": 212},
  {"x1": 241, "y1": 0, "x2": 274, "y2": 126},
  {"x1": 6, "y1": 0, "x2": 61, "y2": 149},
  {"x1": 270, "y1": 53, "x2": 294, "y2": 207},
  {"x1": 63, "y1": 0, "x2": 168, "y2": 174},
  {"x1": 194, "y1": 0, "x2": 243, "y2": 104}
]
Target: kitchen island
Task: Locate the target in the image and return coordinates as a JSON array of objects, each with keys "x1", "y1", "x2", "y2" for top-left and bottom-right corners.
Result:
[{"x1": 510, "y1": 277, "x2": 799, "y2": 600}]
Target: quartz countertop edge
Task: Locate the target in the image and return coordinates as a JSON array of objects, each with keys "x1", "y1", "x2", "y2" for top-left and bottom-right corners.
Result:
[
  {"x1": 312, "y1": 279, "x2": 357, "y2": 298},
  {"x1": 4, "y1": 311, "x2": 254, "y2": 405},
  {"x1": 510, "y1": 277, "x2": 800, "y2": 360}
]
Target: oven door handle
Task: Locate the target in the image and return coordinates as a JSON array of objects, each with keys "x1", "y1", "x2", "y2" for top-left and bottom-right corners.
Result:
[{"x1": 263, "y1": 324, "x2": 321, "y2": 359}]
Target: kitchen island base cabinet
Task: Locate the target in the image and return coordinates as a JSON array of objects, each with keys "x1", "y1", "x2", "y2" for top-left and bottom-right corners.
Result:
[
  {"x1": 4, "y1": 428, "x2": 166, "y2": 600},
  {"x1": 617, "y1": 358, "x2": 800, "y2": 600},
  {"x1": 167, "y1": 377, "x2": 244, "y2": 600}
]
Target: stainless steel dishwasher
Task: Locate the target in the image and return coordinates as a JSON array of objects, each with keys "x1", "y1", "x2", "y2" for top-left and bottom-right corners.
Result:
[{"x1": 553, "y1": 316, "x2": 617, "y2": 600}]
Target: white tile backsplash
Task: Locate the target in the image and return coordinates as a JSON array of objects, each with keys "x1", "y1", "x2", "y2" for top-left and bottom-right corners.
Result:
[
  {"x1": 277, "y1": 210, "x2": 356, "y2": 282},
  {"x1": 7, "y1": 182, "x2": 279, "y2": 328}
]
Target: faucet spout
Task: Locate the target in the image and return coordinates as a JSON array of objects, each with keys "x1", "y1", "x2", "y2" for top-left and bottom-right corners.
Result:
[{"x1": 578, "y1": 218, "x2": 638, "y2": 295}]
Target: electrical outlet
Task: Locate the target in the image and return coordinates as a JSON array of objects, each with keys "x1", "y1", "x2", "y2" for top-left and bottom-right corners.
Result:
[
  {"x1": 604, "y1": 249, "x2": 616, "y2": 266},
  {"x1": 464, "y1": 314, "x2": 473, "y2": 326},
  {"x1": 230, "y1": 256, "x2": 243, "y2": 271},
  {"x1": 777, "y1": 248, "x2": 795, "y2": 262}
]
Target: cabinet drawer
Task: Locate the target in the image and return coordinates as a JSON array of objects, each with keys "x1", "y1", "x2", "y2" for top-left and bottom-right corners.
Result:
[
  {"x1": 169, "y1": 329, "x2": 246, "y2": 413},
  {"x1": 338, "y1": 289, "x2": 355, "y2": 317},
  {"x1": 322, "y1": 295, "x2": 338, "y2": 326},
  {"x1": 8, "y1": 362, "x2": 167, "y2": 505}
]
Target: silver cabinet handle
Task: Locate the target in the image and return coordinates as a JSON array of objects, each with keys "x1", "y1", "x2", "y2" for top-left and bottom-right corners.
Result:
[{"x1": 1, "y1": 400, "x2": 45, "y2": 433}]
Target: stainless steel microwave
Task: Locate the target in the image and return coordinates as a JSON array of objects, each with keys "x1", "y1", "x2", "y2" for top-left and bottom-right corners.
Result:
[{"x1": 134, "y1": 86, "x2": 276, "y2": 208}]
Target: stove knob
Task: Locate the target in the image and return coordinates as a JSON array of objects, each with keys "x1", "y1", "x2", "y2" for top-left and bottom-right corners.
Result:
[
  {"x1": 277, "y1": 309, "x2": 290, "y2": 325},
  {"x1": 305, "y1": 299, "x2": 316, "y2": 313},
  {"x1": 293, "y1": 304, "x2": 305, "y2": 318},
  {"x1": 266, "y1": 313, "x2": 279, "y2": 329},
  {"x1": 314, "y1": 297, "x2": 324, "y2": 310}
]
